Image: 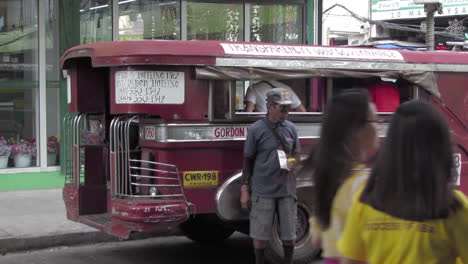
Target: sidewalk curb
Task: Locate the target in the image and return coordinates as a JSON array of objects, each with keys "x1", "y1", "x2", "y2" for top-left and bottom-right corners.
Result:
[
  {"x1": 0, "y1": 229, "x2": 182, "y2": 254},
  {"x1": 0, "y1": 232, "x2": 117, "y2": 254}
]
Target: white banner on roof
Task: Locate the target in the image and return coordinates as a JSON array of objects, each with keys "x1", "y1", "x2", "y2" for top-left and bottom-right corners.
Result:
[{"x1": 220, "y1": 43, "x2": 404, "y2": 61}]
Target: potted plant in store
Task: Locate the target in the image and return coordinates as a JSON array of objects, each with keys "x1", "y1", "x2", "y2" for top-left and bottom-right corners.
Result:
[
  {"x1": 0, "y1": 136, "x2": 12, "y2": 169},
  {"x1": 47, "y1": 136, "x2": 59, "y2": 166},
  {"x1": 11, "y1": 139, "x2": 36, "y2": 168}
]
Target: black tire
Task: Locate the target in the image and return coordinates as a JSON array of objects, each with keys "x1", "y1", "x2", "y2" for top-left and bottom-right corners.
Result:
[
  {"x1": 265, "y1": 202, "x2": 321, "y2": 264},
  {"x1": 180, "y1": 214, "x2": 235, "y2": 243}
]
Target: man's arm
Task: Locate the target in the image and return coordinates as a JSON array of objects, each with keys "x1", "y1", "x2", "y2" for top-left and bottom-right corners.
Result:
[
  {"x1": 288, "y1": 152, "x2": 301, "y2": 169},
  {"x1": 240, "y1": 157, "x2": 254, "y2": 209},
  {"x1": 245, "y1": 101, "x2": 255, "y2": 112},
  {"x1": 241, "y1": 157, "x2": 254, "y2": 185},
  {"x1": 288, "y1": 126, "x2": 301, "y2": 168},
  {"x1": 293, "y1": 104, "x2": 306, "y2": 112}
]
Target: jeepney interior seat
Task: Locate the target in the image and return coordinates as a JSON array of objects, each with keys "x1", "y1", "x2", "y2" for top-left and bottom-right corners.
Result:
[
  {"x1": 368, "y1": 81, "x2": 400, "y2": 112},
  {"x1": 333, "y1": 77, "x2": 401, "y2": 113}
]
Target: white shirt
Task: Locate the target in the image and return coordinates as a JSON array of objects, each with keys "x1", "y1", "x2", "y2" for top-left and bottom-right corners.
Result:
[{"x1": 244, "y1": 80, "x2": 302, "y2": 112}]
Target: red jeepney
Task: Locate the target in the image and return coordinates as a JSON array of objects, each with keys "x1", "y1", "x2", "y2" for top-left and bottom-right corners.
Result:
[{"x1": 61, "y1": 40, "x2": 467, "y2": 263}]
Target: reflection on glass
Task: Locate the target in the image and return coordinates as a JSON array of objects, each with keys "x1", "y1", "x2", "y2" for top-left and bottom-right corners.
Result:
[
  {"x1": 119, "y1": 0, "x2": 180, "y2": 40},
  {"x1": 235, "y1": 81, "x2": 245, "y2": 110},
  {"x1": 187, "y1": 2, "x2": 243, "y2": 41},
  {"x1": 0, "y1": 0, "x2": 39, "y2": 168},
  {"x1": 46, "y1": 0, "x2": 60, "y2": 166},
  {"x1": 80, "y1": 0, "x2": 112, "y2": 44},
  {"x1": 250, "y1": 4, "x2": 303, "y2": 43},
  {"x1": 212, "y1": 81, "x2": 231, "y2": 120}
]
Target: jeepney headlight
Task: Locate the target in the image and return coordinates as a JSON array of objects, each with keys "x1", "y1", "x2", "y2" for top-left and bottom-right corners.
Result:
[{"x1": 150, "y1": 186, "x2": 158, "y2": 197}]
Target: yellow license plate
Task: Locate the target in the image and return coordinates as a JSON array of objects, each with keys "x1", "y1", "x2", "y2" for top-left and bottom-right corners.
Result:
[{"x1": 183, "y1": 171, "x2": 219, "y2": 188}]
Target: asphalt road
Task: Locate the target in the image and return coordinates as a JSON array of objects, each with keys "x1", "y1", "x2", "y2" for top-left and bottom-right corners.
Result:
[{"x1": 0, "y1": 233, "x2": 322, "y2": 264}]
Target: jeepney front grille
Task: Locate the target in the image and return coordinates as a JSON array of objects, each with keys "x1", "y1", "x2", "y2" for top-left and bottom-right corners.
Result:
[
  {"x1": 110, "y1": 116, "x2": 185, "y2": 199},
  {"x1": 63, "y1": 113, "x2": 86, "y2": 185}
]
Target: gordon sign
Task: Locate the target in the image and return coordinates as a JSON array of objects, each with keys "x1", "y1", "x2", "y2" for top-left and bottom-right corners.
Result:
[{"x1": 371, "y1": 0, "x2": 468, "y2": 20}]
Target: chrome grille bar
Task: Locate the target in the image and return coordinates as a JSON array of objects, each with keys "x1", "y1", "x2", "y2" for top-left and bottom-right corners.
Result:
[
  {"x1": 63, "y1": 113, "x2": 86, "y2": 186},
  {"x1": 110, "y1": 115, "x2": 186, "y2": 199},
  {"x1": 63, "y1": 113, "x2": 75, "y2": 184}
]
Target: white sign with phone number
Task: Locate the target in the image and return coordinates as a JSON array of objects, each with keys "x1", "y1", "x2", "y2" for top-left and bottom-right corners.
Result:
[{"x1": 115, "y1": 71, "x2": 185, "y2": 104}]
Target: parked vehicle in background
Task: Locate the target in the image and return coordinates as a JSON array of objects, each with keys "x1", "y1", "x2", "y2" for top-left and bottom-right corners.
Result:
[{"x1": 61, "y1": 40, "x2": 467, "y2": 264}]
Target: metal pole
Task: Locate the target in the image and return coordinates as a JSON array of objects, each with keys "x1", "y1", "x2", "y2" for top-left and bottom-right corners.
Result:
[{"x1": 425, "y1": 4, "x2": 437, "y2": 51}]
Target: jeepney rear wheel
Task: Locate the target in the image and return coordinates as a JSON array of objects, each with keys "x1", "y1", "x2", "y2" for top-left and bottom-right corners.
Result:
[
  {"x1": 180, "y1": 214, "x2": 235, "y2": 243},
  {"x1": 265, "y1": 202, "x2": 321, "y2": 264}
]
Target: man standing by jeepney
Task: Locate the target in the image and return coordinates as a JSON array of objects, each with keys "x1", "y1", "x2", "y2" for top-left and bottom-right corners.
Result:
[{"x1": 240, "y1": 88, "x2": 301, "y2": 264}]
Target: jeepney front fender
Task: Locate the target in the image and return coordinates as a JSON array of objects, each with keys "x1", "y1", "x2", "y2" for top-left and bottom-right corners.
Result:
[
  {"x1": 215, "y1": 172, "x2": 249, "y2": 221},
  {"x1": 215, "y1": 170, "x2": 315, "y2": 222}
]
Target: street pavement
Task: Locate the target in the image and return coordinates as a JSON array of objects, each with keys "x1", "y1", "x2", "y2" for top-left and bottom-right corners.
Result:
[
  {"x1": 0, "y1": 189, "x2": 114, "y2": 253},
  {"x1": 0, "y1": 189, "x2": 180, "y2": 254},
  {"x1": 0, "y1": 189, "x2": 323, "y2": 263}
]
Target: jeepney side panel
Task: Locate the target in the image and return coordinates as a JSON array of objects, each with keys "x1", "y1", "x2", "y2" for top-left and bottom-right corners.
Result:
[
  {"x1": 139, "y1": 137, "x2": 316, "y2": 215},
  {"x1": 67, "y1": 59, "x2": 108, "y2": 113},
  {"x1": 435, "y1": 72, "x2": 468, "y2": 194},
  {"x1": 141, "y1": 141, "x2": 244, "y2": 214}
]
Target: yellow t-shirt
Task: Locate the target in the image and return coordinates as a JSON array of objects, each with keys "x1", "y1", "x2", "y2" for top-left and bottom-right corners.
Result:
[
  {"x1": 309, "y1": 164, "x2": 370, "y2": 258},
  {"x1": 337, "y1": 190, "x2": 468, "y2": 264}
]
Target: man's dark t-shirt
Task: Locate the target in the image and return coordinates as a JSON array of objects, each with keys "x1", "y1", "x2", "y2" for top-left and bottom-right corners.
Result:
[{"x1": 244, "y1": 117, "x2": 300, "y2": 197}]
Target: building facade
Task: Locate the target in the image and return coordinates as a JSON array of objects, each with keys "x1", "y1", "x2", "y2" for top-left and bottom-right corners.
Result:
[
  {"x1": 370, "y1": 0, "x2": 468, "y2": 47},
  {"x1": 322, "y1": 0, "x2": 371, "y2": 45},
  {"x1": 0, "y1": 0, "x2": 319, "y2": 189}
]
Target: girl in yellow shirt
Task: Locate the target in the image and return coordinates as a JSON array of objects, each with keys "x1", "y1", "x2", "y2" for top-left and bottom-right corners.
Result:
[
  {"x1": 302, "y1": 89, "x2": 379, "y2": 264},
  {"x1": 338, "y1": 100, "x2": 468, "y2": 264}
]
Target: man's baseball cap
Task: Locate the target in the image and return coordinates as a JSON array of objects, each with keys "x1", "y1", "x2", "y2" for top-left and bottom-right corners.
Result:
[{"x1": 266, "y1": 88, "x2": 293, "y2": 105}]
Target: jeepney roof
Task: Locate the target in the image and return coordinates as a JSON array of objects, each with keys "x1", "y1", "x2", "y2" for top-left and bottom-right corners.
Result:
[{"x1": 61, "y1": 40, "x2": 468, "y2": 71}]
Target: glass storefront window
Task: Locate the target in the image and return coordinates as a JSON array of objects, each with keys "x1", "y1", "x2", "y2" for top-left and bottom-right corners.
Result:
[
  {"x1": 46, "y1": 0, "x2": 60, "y2": 167},
  {"x1": 80, "y1": 0, "x2": 112, "y2": 44},
  {"x1": 250, "y1": 3, "x2": 303, "y2": 43},
  {"x1": 0, "y1": 0, "x2": 39, "y2": 168},
  {"x1": 119, "y1": 0, "x2": 180, "y2": 40},
  {"x1": 187, "y1": 2, "x2": 243, "y2": 41}
]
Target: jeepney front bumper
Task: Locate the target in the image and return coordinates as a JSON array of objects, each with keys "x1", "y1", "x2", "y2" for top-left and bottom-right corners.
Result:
[{"x1": 111, "y1": 199, "x2": 192, "y2": 223}]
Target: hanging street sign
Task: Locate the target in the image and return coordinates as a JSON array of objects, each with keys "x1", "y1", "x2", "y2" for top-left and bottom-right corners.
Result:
[{"x1": 371, "y1": 0, "x2": 468, "y2": 20}]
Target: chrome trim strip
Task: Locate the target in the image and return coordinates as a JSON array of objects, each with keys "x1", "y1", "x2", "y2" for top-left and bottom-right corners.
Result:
[
  {"x1": 140, "y1": 123, "x2": 389, "y2": 143},
  {"x1": 130, "y1": 174, "x2": 178, "y2": 180},
  {"x1": 215, "y1": 58, "x2": 468, "y2": 72},
  {"x1": 130, "y1": 183, "x2": 180, "y2": 187},
  {"x1": 123, "y1": 194, "x2": 184, "y2": 198},
  {"x1": 235, "y1": 111, "x2": 323, "y2": 116},
  {"x1": 129, "y1": 159, "x2": 176, "y2": 168},
  {"x1": 129, "y1": 166, "x2": 179, "y2": 175}
]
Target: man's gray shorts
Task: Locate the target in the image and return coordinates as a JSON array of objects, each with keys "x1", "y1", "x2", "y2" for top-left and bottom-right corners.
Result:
[{"x1": 249, "y1": 193, "x2": 297, "y2": 241}]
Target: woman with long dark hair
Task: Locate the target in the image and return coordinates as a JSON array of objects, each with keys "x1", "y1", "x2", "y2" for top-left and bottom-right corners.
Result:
[
  {"x1": 338, "y1": 100, "x2": 468, "y2": 264},
  {"x1": 305, "y1": 89, "x2": 379, "y2": 264}
]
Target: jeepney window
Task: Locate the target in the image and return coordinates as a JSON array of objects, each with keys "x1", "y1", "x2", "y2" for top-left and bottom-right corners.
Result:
[
  {"x1": 211, "y1": 80, "x2": 234, "y2": 120},
  {"x1": 241, "y1": 79, "x2": 313, "y2": 113},
  {"x1": 327, "y1": 76, "x2": 420, "y2": 114},
  {"x1": 235, "y1": 81, "x2": 246, "y2": 110},
  {"x1": 209, "y1": 78, "x2": 324, "y2": 122}
]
